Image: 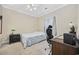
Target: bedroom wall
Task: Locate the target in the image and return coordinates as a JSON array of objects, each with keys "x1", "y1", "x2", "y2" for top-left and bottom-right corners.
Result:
[
  {"x1": 0, "y1": 5, "x2": 2, "y2": 16},
  {"x1": 37, "y1": 5, "x2": 78, "y2": 36},
  {"x1": 76, "y1": 5, "x2": 79, "y2": 38},
  {"x1": 3, "y1": 8, "x2": 38, "y2": 34},
  {"x1": 0, "y1": 7, "x2": 38, "y2": 43}
]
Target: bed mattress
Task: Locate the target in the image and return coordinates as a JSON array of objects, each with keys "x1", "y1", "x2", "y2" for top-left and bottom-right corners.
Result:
[{"x1": 21, "y1": 32, "x2": 46, "y2": 48}]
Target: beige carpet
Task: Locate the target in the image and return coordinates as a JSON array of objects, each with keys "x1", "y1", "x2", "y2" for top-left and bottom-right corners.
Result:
[{"x1": 0, "y1": 40, "x2": 50, "y2": 55}]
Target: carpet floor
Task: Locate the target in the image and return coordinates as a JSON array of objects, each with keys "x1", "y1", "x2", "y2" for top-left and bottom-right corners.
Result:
[{"x1": 0, "y1": 40, "x2": 50, "y2": 55}]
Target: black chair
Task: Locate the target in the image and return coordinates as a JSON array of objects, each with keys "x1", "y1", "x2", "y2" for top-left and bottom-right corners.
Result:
[
  {"x1": 45, "y1": 36, "x2": 53, "y2": 55},
  {"x1": 45, "y1": 25, "x2": 53, "y2": 55}
]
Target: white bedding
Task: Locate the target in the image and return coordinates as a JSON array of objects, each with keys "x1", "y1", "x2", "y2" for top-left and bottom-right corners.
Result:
[{"x1": 21, "y1": 32, "x2": 46, "y2": 48}]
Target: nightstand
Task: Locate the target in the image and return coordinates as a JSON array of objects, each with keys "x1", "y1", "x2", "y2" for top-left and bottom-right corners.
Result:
[{"x1": 9, "y1": 34, "x2": 21, "y2": 44}]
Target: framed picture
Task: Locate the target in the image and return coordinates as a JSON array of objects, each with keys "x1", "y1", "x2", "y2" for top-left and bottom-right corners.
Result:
[{"x1": 0, "y1": 16, "x2": 2, "y2": 34}]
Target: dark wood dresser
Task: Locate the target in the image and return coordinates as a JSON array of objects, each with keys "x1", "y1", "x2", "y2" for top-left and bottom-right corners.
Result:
[
  {"x1": 9, "y1": 34, "x2": 21, "y2": 44},
  {"x1": 51, "y1": 38, "x2": 79, "y2": 55}
]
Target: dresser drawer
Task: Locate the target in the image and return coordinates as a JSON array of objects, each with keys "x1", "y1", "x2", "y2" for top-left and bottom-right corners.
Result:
[{"x1": 9, "y1": 34, "x2": 20, "y2": 44}]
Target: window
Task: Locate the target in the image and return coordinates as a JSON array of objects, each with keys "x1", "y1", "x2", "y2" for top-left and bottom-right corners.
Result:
[{"x1": 44, "y1": 16, "x2": 57, "y2": 36}]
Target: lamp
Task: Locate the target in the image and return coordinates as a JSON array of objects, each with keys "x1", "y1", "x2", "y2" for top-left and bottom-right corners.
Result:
[
  {"x1": 69, "y1": 22, "x2": 74, "y2": 28},
  {"x1": 69, "y1": 22, "x2": 76, "y2": 34},
  {"x1": 11, "y1": 29, "x2": 16, "y2": 34}
]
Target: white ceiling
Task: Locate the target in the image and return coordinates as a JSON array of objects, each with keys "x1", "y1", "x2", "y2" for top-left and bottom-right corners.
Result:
[{"x1": 2, "y1": 4, "x2": 67, "y2": 17}]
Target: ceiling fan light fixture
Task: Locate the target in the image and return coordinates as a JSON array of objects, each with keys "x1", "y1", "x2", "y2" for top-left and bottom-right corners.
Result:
[{"x1": 26, "y1": 4, "x2": 38, "y2": 11}]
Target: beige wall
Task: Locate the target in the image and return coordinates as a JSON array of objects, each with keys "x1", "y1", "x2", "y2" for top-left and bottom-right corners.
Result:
[
  {"x1": 37, "y1": 5, "x2": 78, "y2": 36},
  {"x1": 4, "y1": 8, "x2": 38, "y2": 34},
  {"x1": 0, "y1": 7, "x2": 38, "y2": 41},
  {"x1": 76, "y1": 5, "x2": 79, "y2": 37},
  {"x1": 0, "y1": 5, "x2": 2, "y2": 16}
]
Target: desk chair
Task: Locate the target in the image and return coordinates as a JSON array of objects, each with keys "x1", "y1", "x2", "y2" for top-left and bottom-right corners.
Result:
[{"x1": 45, "y1": 36, "x2": 53, "y2": 55}]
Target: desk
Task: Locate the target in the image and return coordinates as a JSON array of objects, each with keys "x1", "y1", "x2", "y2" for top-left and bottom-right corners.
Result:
[{"x1": 51, "y1": 38, "x2": 79, "y2": 55}]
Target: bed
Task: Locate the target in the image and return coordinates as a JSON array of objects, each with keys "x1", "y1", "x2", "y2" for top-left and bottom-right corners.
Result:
[{"x1": 21, "y1": 32, "x2": 46, "y2": 48}]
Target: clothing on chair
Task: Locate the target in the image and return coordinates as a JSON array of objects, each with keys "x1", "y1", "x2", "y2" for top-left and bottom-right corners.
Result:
[{"x1": 46, "y1": 25, "x2": 53, "y2": 44}]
